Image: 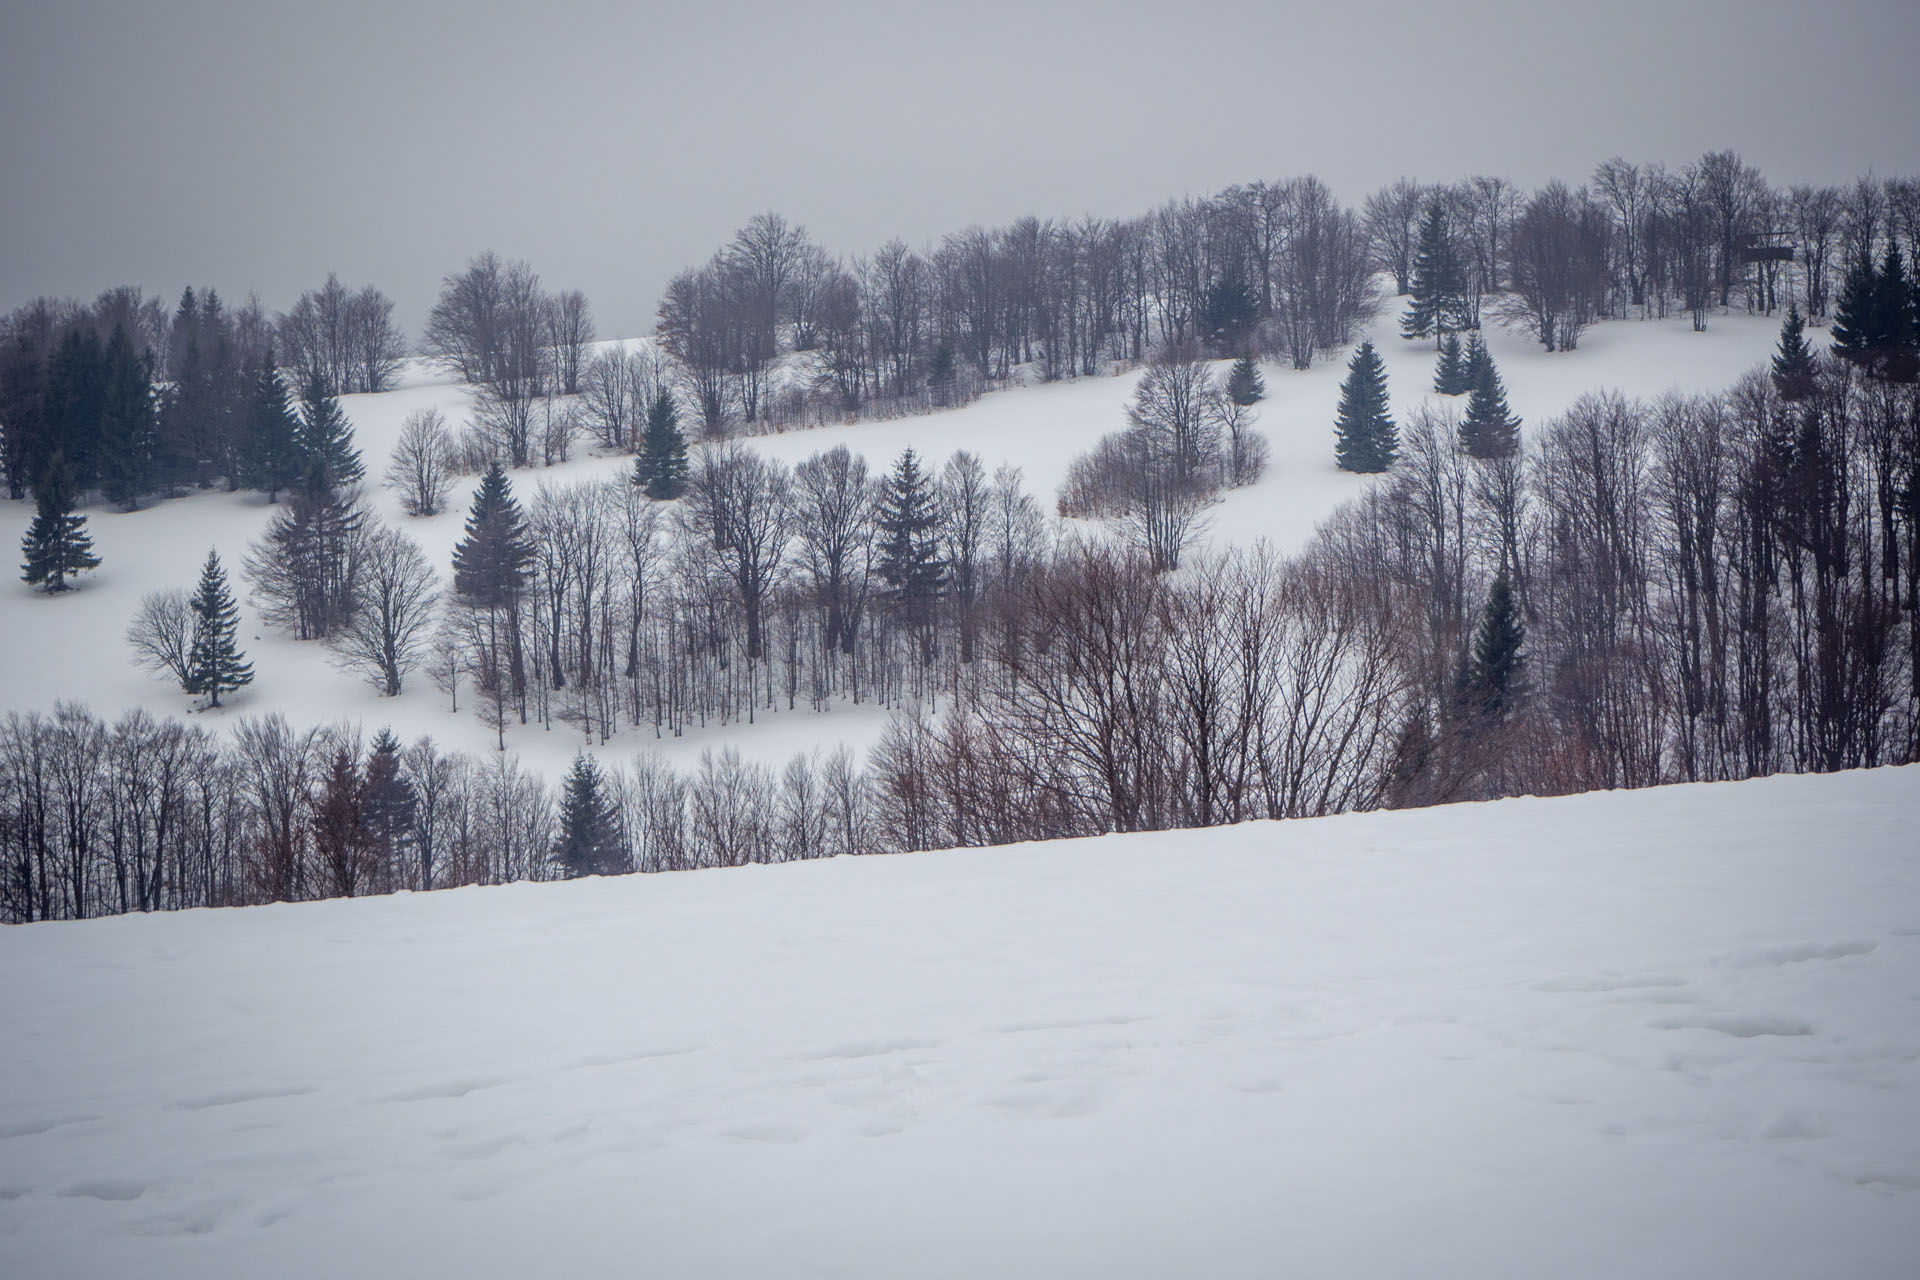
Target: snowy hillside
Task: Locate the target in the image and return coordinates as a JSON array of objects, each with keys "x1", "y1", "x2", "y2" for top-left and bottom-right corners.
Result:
[
  {"x1": 0, "y1": 307, "x2": 1788, "y2": 777},
  {"x1": 2, "y1": 767, "x2": 1915, "y2": 1279}
]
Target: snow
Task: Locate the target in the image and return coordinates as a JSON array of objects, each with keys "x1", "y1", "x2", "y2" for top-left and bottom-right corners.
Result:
[
  {"x1": 0, "y1": 306, "x2": 1790, "y2": 773},
  {"x1": 1, "y1": 766, "x2": 1915, "y2": 1277}
]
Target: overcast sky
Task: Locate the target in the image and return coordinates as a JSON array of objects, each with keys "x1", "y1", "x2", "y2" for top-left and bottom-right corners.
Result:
[{"x1": 4, "y1": 0, "x2": 1916, "y2": 339}]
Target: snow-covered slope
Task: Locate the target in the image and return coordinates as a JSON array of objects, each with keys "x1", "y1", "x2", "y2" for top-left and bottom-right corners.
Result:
[
  {"x1": 2, "y1": 767, "x2": 1915, "y2": 1279},
  {"x1": 0, "y1": 308, "x2": 1788, "y2": 775}
]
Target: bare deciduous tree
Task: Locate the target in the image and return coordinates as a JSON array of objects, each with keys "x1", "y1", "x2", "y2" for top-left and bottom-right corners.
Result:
[{"x1": 384, "y1": 408, "x2": 455, "y2": 517}]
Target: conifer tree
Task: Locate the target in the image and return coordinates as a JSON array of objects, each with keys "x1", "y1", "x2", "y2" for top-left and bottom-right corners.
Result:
[
  {"x1": 296, "y1": 370, "x2": 363, "y2": 494},
  {"x1": 1462, "y1": 331, "x2": 1492, "y2": 392},
  {"x1": 1460, "y1": 351, "x2": 1521, "y2": 458},
  {"x1": 97, "y1": 323, "x2": 158, "y2": 510},
  {"x1": 1433, "y1": 331, "x2": 1469, "y2": 395},
  {"x1": 876, "y1": 447, "x2": 946, "y2": 612},
  {"x1": 1401, "y1": 202, "x2": 1467, "y2": 346},
  {"x1": 359, "y1": 728, "x2": 416, "y2": 889},
  {"x1": 1226, "y1": 352, "x2": 1265, "y2": 406},
  {"x1": 1333, "y1": 341, "x2": 1398, "y2": 473},
  {"x1": 633, "y1": 390, "x2": 688, "y2": 499},
  {"x1": 451, "y1": 463, "x2": 535, "y2": 608},
  {"x1": 1868, "y1": 242, "x2": 1918, "y2": 381},
  {"x1": 1468, "y1": 570, "x2": 1527, "y2": 718},
  {"x1": 1201, "y1": 274, "x2": 1259, "y2": 353},
  {"x1": 1770, "y1": 302, "x2": 1817, "y2": 401},
  {"x1": 552, "y1": 754, "x2": 625, "y2": 878},
  {"x1": 19, "y1": 452, "x2": 99, "y2": 592},
  {"x1": 186, "y1": 548, "x2": 251, "y2": 706},
  {"x1": 244, "y1": 352, "x2": 303, "y2": 501},
  {"x1": 43, "y1": 327, "x2": 105, "y2": 491},
  {"x1": 1830, "y1": 251, "x2": 1875, "y2": 364}
]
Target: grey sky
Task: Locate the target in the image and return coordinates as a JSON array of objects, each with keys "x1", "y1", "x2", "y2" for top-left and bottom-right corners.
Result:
[{"x1": 4, "y1": 0, "x2": 1916, "y2": 339}]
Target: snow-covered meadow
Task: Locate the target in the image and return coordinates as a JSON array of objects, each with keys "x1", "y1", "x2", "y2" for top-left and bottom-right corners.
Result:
[
  {"x1": 1, "y1": 766, "x2": 1915, "y2": 1278},
  {"x1": 1, "y1": 305, "x2": 1788, "y2": 776}
]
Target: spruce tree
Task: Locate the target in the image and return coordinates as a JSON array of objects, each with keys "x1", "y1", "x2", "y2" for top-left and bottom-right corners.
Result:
[
  {"x1": 1468, "y1": 570, "x2": 1527, "y2": 718},
  {"x1": 1201, "y1": 274, "x2": 1259, "y2": 353},
  {"x1": 1868, "y1": 242, "x2": 1918, "y2": 381},
  {"x1": 359, "y1": 728, "x2": 416, "y2": 888},
  {"x1": 44, "y1": 327, "x2": 106, "y2": 491},
  {"x1": 1433, "y1": 331, "x2": 1468, "y2": 395},
  {"x1": 186, "y1": 548, "x2": 251, "y2": 706},
  {"x1": 1460, "y1": 351, "x2": 1521, "y2": 459},
  {"x1": 98, "y1": 323, "x2": 157, "y2": 510},
  {"x1": 244, "y1": 353, "x2": 302, "y2": 501},
  {"x1": 1401, "y1": 202, "x2": 1467, "y2": 346},
  {"x1": 19, "y1": 452, "x2": 99, "y2": 592},
  {"x1": 633, "y1": 390, "x2": 689, "y2": 499},
  {"x1": 1770, "y1": 302, "x2": 1817, "y2": 401},
  {"x1": 451, "y1": 463, "x2": 535, "y2": 608},
  {"x1": 1226, "y1": 351, "x2": 1265, "y2": 406},
  {"x1": 296, "y1": 370, "x2": 362, "y2": 494},
  {"x1": 1333, "y1": 341, "x2": 1397, "y2": 473},
  {"x1": 876, "y1": 447, "x2": 946, "y2": 612},
  {"x1": 1462, "y1": 331, "x2": 1492, "y2": 392},
  {"x1": 1830, "y1": 251, "x2": 1875, "y2": 363},
  {"x1": 552, "y1": 755, "x2": 625, "y2": 878}
]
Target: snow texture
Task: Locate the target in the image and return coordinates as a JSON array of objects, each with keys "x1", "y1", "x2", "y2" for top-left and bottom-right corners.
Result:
[{"x1": 1, "y1": 766, "x2": 1916, "y2": 1278}]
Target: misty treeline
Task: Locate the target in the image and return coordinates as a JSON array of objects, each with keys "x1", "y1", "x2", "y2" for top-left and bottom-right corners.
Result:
[
  {"x1": 12, "y1": 351, "x2": 1915, "y2": 924},
  {"x1": 0, "y1": 706, "x2": 874, "y2": 923}
]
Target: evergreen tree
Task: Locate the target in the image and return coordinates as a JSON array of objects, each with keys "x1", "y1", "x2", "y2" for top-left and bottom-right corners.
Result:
[
  {"x1": 359, "y1": 728, "x2": 416, "y2": 889},
  {"x1": 98, "y1": 323, "x2": 157, "y2": 510},
  {"x1": 1226, "y1": 352, "x2": 1265, "y2": 406},
  {"x1": 1867, "y1": 242, "x2": 1918, "y2": 382},
  {"x1": 1462, "y1": 331, "x2": 1492, "y2": 392},
  {"x1": 928, "y1": 343, "x2": 957, "y2": 407},
  {"x1": 19, "y1": 452, "x2": 99, "y2": 592},
  {"x1": 1433, "y1": 331, "x2": 1469, "y2": 395},
  {"x1": 43, "y1": 327, "x2": 106, "y2": 491},
  {"x1": 296, "y1": 370, "x2": 362, "y2": 495},
  {"x1": 1333, "y1": 341, "x2": 1398, "y2": 473},
  {"x1": 1401, "y1": 202, "x2": 1468, "y2": 346},
  {"x1": 243, "y1": 352, "x2": 302, "y2": 501},
  {"x1": 876, "y1": 447, "x2": 946, "y2": 611},
  {"x1": 1770, "y1": 302, "x2": 1817, "y2": 401},
  {"x1": 1200, "y1": 273, "x2": 1259, "y2": 353},
  {"x1": 186, "y1": 549, "x2": 251, "y2": 706},
  {"x1": 1467, "y1": 570, "x2": 1527, "y2": 718},
  {"x1": 633, "y1": 390, "x2": 689, "y2": 500},
  {"x1": 1459, "y1": 351, "x2": 1521, "y2": 459},
  {"x1": 552, "y1": 754, "x2": 625, "y2": 878},
  {"x1": 1830, "y1": 251, "x2": 1875, "y2": 363},
  {"x1": 451, "y1": 463, "x2": 535, "y2": 608}
]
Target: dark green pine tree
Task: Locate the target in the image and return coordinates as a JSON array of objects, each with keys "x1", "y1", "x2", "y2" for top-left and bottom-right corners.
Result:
[
  {"x1": 98, "y1": 323, "x2": 158, "y2": 510},
  {"x1": 928, "y1": 343, "x2": 958, "y2": 407},
  {"x1": 633, "y1": 390, "x2": 689, "y2": 499},
  {"x1": 1226, "y1": 351, "x2": 1265, "y2": 405},
  {"x1": 1770, "y1": 302, "x2": 1817, "y2": 401},
  {"x1": 186, "y1": 548, "x2": 252, "y2": 706},
  {"x1": 552, "y1": 754, "x2": 626, "y2": 878},
  {"x1": 43, "y1": 327, "x2": 106, "y2": 491},
  {"x1": 876, "y1": 447, "x2": 946, "y2": 613},
  {"x1": 1459, "y1": 351, "x2": 1521, "y2": 459},
  {"x1": 451, "y1": 463, "x2": 535, "y2": 608},
  {"x1": 1433, "y1": 331, "x2": 1469, "y2": 395},
  {"x1": 1467, "y1": 570, "x2": 1527, "y2": 718},
  {"x1": 1201, "y1": 273, "x2": 1260, "y2": 353},
  {"x1": 19, "y1": 452, "x2": 99, "y2": 592},
  {"x1": 244, "y1": 352, "x2": 303, "y2": 501},
  {"x1": 359, "y1": 728, "x2": 416, "y2": 889},
  {"x1": 1867, "y1": 242, "x2": 1918, "y2": 382},
  {"x1": 1333, "y1": 341, "x2": 1398, "y2": 473},
  {"x1": 296, "y1": 370, "x2": 363, "y2": 494},
  {"x1": 1462, "y1": 331, "x2": 1492, "y2": 392},
  {"x1": 1401, "y1": 202, "x2": 1467, "y2": 346},
  {"x1": 1829, "y1": 251, "x2": 1876, "y2": 364}
]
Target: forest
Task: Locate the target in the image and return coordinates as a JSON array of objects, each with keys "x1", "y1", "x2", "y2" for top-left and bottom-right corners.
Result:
[{"x1": 2, "y1": 151, "x2": 1918, "y2": 922}]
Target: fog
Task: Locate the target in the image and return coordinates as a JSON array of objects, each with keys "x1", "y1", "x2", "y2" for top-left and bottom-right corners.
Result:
[{"x1": 3, "y1": 0, "x2": 1916, "y2": 338}]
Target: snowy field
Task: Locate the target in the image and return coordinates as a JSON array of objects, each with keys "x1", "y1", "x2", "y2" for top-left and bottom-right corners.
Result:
[
  {"x1": 0, "y1": 766, "x2": 1915, "y2": 1278},
  {"x1": 0, "y1": 306, "x2": 1788, "y2": 775}
]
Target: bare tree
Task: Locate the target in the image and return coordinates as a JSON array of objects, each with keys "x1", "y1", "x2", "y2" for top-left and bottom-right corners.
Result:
[
  {"x1": 126, "y1": 589, "x2": 194, "y2": 692},
  {"x1": 548, "y1": 289, "x2": 594, "y2": 395},
  {"x1": 384, "y1": 408, "x2": 455, "y2": 517},
  {"x1": 329, "y1": 523, "x2": 440, "y2": 696}
]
